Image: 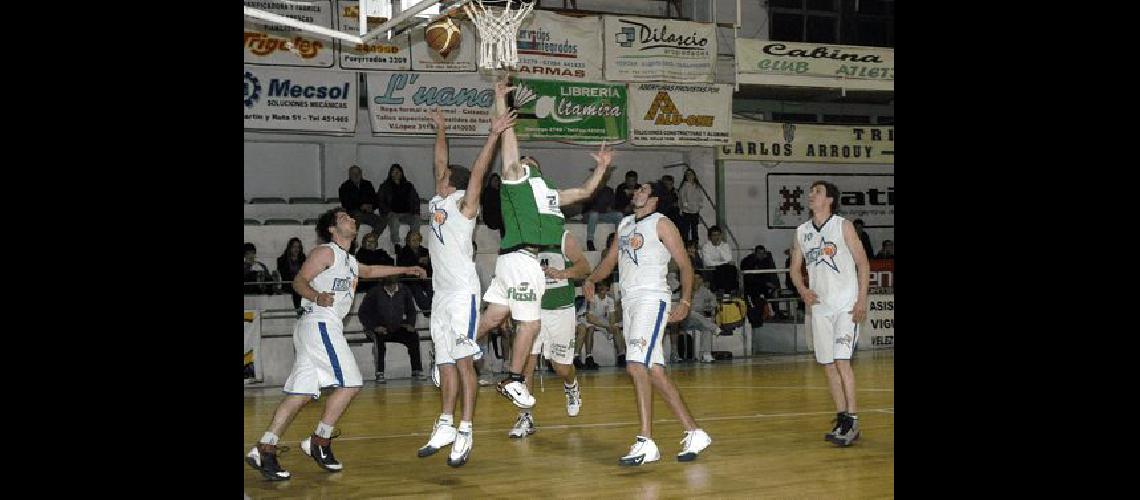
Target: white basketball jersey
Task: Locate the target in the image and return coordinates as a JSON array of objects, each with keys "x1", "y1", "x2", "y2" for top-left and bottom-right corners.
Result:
[
  {"x1": 796, "y1": 214, "x2": 858, "y2": 313},
  {"x1": 427, "y1": 190, "x2": 480, "y2": 294},
  {"x1": 617, "y1": 212, "x2": 671, "y2": 298},
  {"x1": 301, "y1": 243, "x2": 359, "y2": 321}
]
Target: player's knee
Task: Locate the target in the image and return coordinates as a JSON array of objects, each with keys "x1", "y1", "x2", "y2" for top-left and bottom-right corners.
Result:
[{"x1": 625, "y1": 361, "x2": 647, "y2": 377}]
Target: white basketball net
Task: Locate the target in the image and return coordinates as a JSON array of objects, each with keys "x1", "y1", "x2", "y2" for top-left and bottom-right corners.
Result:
[{"x1": 463, "y1": 0, "x2": 535, "y2": 69}]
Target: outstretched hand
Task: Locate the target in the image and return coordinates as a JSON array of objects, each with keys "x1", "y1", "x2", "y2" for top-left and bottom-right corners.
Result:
[
  {"x1": 428, "y1": 107, "x2": 446, "y2": 129},
  {"x1": 590, "y1": 141, "x2": 613, "y2": 170},
  {"x1": 490, "y1": 110, "x2": 517, "y2": 135}
]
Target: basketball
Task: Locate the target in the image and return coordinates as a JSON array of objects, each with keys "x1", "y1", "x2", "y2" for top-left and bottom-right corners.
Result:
[{"x1": 425, "y1": 17, "x2": 461, "y2": 58}]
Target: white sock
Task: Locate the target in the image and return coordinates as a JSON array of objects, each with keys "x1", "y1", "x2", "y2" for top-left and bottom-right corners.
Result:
[
  {"x1": 439, "y1": 413, "x2": 454, "y2": 425},
  {"x1": 259, "y1": 432, "x2": 279, "y2": 446},
  {"x1": 459, "y1": 421, "x2": 472, "y2": 432},
  {"x1": 315, "y1": 422, "x2": 334, "y2": 439}
]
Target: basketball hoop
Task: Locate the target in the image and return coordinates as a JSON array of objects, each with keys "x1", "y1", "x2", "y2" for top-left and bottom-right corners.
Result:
[{"x1": 463, "y1": 0, "x2": 535, "y2": 70}]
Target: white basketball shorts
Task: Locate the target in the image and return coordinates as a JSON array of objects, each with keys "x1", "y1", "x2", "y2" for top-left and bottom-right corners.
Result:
[
  {"x1": 431, "y1": 291, "x2": 482, "y2": 365},
  {"x1": 533, "y1": 307, "x2": 577, "y2": 365},
  {"x1": 810, "y1": 305, "x2": 859, "y2": 364},
  {"x1": 283, "y1": 317, "x2": 363, "y2": 399},
  {"x1": 622, "y1": 295, "x2": 671, "y2": 368},
  {"x1": 483, "y1": 250, "x2": 546, "y2": 321}
]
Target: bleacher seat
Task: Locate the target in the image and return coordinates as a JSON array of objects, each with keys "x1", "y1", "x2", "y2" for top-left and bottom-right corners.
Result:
[
  {"x1": 264, "y1": 218, "x2": 302, "y2": 226},
  {"x1": 250, "y1": 197, "x2": 288, "y2": 204},
  {"x1": 289, "y1": 197, "x2": 325, "y2": 204},
  {"x1": 325, "y1": 197, "x2": 340, "y2": 204},
  {"x1": 302, "y1": 218, "x2": 318, "y2": 225},
  {"x1": 244, "y1": 218, "x2": 261, "y2": 226}
]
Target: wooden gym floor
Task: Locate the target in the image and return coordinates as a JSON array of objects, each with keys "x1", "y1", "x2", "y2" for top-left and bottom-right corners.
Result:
[{"x1": 244, "y1": 350, "x2": 894, "y2": 499}]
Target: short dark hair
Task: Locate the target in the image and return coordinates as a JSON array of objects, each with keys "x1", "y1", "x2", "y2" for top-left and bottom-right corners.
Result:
[
  {"x1": 708, "y1": 225, "x2": 723, "y2": 236},
  {"x1": 316, "y1": 207, "x2": 349, "y2": 244},
  {"x1": 625, "y1": 170, "x2": 638, "y2": 179},
  {"x1": 882, "y1": 239, "x2": 893, "y2": 245},
  {"x1": 661, "y1": 174, "x2": 674, "y2": 183},
  {"x1": 448, "y1": 165, "x2": 471, "y2": 190},
  {"x1": 854, "y1": 218, "x2": 865, "y2": 227},
  {"x1": 811, "y1": 180, "x2": 841, "y2": 214},
  {"x1": 243, "y1": 242, "x2": 256, "y2": 255}
]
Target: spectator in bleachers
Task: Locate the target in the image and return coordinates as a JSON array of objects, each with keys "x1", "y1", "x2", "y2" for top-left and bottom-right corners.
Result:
[
  {"x1": 612, "y1": 170, "x2": 639, "y2": 216},
  {"x1": 740, "y1": 245, "x2": 780, "y2": 326},
  {"x1": 276, "y1": 238, "x2": 306, "y2": 310},
  {"x1": 685, "y1": 239, "x2": 706, "y2": 284},
  {"x1": 678, "y1": 167, "x2": 703, "y2": 243},
  {"x1": 854, "y1": 219, "x2": 875, "y2": 263},
  {"x1": 377, "y1": 163, "x2": 422, "y2": 248},
  {"x1": 358, "y1": 276, "x2": 425, "y2": 383},
  {"x1": 875, "y1": 240, "x2": 894, "y2": 259},
  {"x1": 243, "y1": 242, "x2": 273, "y2": 295},
  {"x1": 701, "y1": 226, "x2": 739, "y2": 294},
  {"x1": 585, "y1": 178, "x2": 622, "y2": 251},
  {"x1": 576, "y1": 281, "x2": 617, "y2": 370},
  {"x1": 396, "y1": 230, "x2": 433, "y2": 312},
  {"x1": 658, "y1": 174, "x2": 681, "y2": 223},
  {"x1": 481, "y1": 173, "x2": 505, "y2": 238},
  {"x1": 355, "y1": 232, "x2": 395, "y2": 294},
  {"x1": 680, "y1": 274, "x2": 720, "y2": 363},
  {"x1": 338, "y1": 165, "x2": 386, "y2": 236}
]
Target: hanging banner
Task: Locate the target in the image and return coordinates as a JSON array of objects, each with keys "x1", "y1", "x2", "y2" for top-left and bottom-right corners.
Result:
[
  {"x1": 514, "y1": 10, "x2": 604, "y2": 81},
  {"x1": 736, "y1": 39, "x2": 894, "y2": 91},
  {"x1": 335, "y1": 0, "x2": 412, "y2": 70},
  {"x1": 719, "y1": 121, "x2": 894, "y2": 163},
  {"x1": 628, "y1": 83, "x2": 732, "y2": 145},
  {"x1": 765, "y1": 173, "x2": 893, "y2": 228},
  {"x1": 512, "y1": 79, "x2": 627, "y2": 143},
  {"x1": 244, "y1": 66, "x2": 358, "y2": 133},
  {"x1": 367, "y1": 71, "x2": 496, "y2": 136},
  {"x1": 244, "y1": 0, "x2": 336, "y2": 68},
  {"x1": 603, "y1": 16, "x2": 717, "y2": 82},
  {"x1": 409, "y1": 19, "x2": 478, "y2": 71}
]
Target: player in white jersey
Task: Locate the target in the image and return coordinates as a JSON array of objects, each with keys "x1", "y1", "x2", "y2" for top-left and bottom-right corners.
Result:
[
  {"x1": 246, "y1": 208, "x2": 426, "y2": 481},
  {"x1": 415, "y1": 102, "x2": 516, "y2": 467},
  {"x1": 789, "y1": 180, "x2": 870, "y2": 447},
  {"x1": 584, "y1": 182, "x2": 712, "y2": 466}
]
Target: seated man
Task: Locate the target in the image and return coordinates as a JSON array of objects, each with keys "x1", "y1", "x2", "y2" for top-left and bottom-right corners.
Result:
[
  {"x1": 740, "y1": 245, "x2": 780, "y2": 324},
  {"x1": 355, "y1": 232, "x2": 395, "y2": 294},
  {"x1": 358, "y1": 276, "x2": 425, "y2": 383},
  {"x1": 338, "y1": 165, "x2": 386, "y2": 236},
  {"x1": 679, "y1": 274, "x2": 720, "y2": 363},
  {"x1": 576, "y1": 281, "x2": 619, "y2": 369},
  {"x1": 700, "y1": 226, "x2": 738, "y2": 294},
  {"x1": 244, "y1": 242, "x2": 274, "y2": 295}
]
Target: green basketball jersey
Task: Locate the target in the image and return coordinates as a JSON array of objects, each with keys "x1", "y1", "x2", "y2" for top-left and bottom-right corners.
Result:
[
  {"x1": 499, "y1": 165, "x2": 566, "y2": 251},
  {"x1": 539, "y1": 231, "x2": 575, "y2": 310}
]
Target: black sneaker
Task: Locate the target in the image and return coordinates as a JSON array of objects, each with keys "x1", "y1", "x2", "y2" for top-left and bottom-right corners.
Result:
[
  {"x1": 573, "y1": 358, "x2": 584, "y2": 369},
  {"x1": 832, "y1": 414, "x2": 860, "y2": 447},
  {"x1": 616, "y1": 354, "x2": 626, "y2": 367},
  {"x1": 824, "y1": 412, "x2": 846, "y2": 442},
  {"x1": 587, "y1": 240, "x2": 596, "y2": 251},
  {"x1": 246, "y1": 444, "x2": 291, "y2": 481},
  {"x1": 584, "y1": 357, "x2": 600, "y2": 370},
  {"x1": 301, "y1": 434, "x2": 343, "y2": 472}
]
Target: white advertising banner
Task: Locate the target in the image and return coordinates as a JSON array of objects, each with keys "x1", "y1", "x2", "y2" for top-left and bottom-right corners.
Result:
[
  {"x1": 719, "y1": 121, "x2": 895, "y2": 163},
  {"x1": 765, "y1": 173, "x2": 894, "y2": 228},
  {"x1": 244, "y1": 0, "x2": 336, "y2": 68},
  {"x1": 335, "y1": 0, "x2": 412, "y2": 71},
  {"x1": 858, "y1": 294, "x2": 894, "y2": 350},
  {"x1": 409, "y1": 19, "x2": 478, "y2": 71},
  {"x1": 628, "y1": 83, "x2": 732, "y2": 145},
  {"x1": 367, "y1": 71, "x2": 496, "y2": 135},
  {"x1": 514, "y1": 10, "x2": 604, "y2": 81},
  {"x1": 244, "y1": 66, "x2": 358, "y2": 133},
  {"x1": 736, "y1": 39, "x2": 894, "y2": 91},
  {"x1": 604, "y1": 16, "x2": 717, "y2": 82}
]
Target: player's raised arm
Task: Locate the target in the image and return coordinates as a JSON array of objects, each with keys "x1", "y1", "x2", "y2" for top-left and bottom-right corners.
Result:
[
  {"x1": 430, "y1": 107, "x2": 449, "y2": 197},
  {"x1": 558, "y1": 141, "x2": 613, "y2": 206},
  {"x1": 495, "y1": 75, "x2": 523, "y2": 181},
  {"x1": 359, "y1": 263, "x2": 428, "y2": 280},
  {"x1": 459, "y1": 94, "x2": 516, "y2": 219}
]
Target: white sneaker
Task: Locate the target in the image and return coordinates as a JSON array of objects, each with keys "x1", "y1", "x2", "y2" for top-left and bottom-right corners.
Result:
[
  {"x1": 497, "y1": 379, "x2": 536, "y2": 409},
  {"x1": 417, "y1": 420, "x2": 457, "y2": 457},
  {"x1": 619, "y1": 436, "x2": 660, "y2": 466},
  {"x1": 478, "y1": 378, "x2": 492, "y2": 387},
  {"x1": 431, "y1": 364, "x2": 441, "y2": 388},
  {"x1": 564, "y1": 382, "x2": 581, "y2": 417},
  {"x1": 677, "y1": 429, "x2": 712, "y2": 462},
  {"x1": 508, "y1": 412, "x2": 535, "y2": 438},
  {"x1": 447, "y1": 429, "x2": 473, "y2": 467}
]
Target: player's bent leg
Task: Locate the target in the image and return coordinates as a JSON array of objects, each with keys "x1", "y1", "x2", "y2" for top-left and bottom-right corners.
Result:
[{"x1": 646, "y1": 365, "x2": 710, "y2": 462}]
